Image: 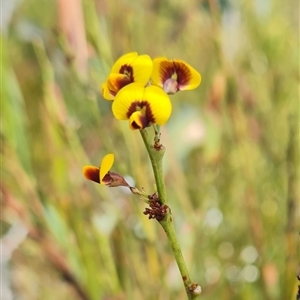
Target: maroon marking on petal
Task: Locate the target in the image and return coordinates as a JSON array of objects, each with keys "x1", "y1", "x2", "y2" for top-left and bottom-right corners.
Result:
[
  {"x1": 130, "y1": 114, "x2": 149, "y2": 129},
  {"x1": 131, "y1": 121, "x2": 141, "y2": 130},
  {"x1": 84, "y1": 166, "x2": 100, "y2": 183},
  {"x1": 109, "y1": 89, "x2": 117, "y2": 97},
  {"x1": 115, "y1": 77, "x2": 131, "y2": 91},
  {"x1": 108, "y1": 76, "x2": 131, "y2": 95},
  {"x1": 119, "y1": 65, "x2": 134, "y2": 82},
  {"x1": 126, "y1": 101, "x2": 155, "y2": 127},
  {"x1": 159, "y1": 61, "x2": 175, "y2": 83},
  {"x1": 173, "y1": 61, "x2": 192, "y2": 87}
]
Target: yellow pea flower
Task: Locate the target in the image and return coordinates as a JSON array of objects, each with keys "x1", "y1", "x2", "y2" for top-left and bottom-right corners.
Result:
[
  {"x1": 102, "y1": 52, "x2": 153, "y2": 100},
  {"x1": 112, "y1": 83, "x2": 172, "y2": 130},
  {"x1": 83, "y1": 154, "x2": 129, "y2": 187},
  {"x1": 151, "y1": 58, "x2": 201, "y2": 94}
]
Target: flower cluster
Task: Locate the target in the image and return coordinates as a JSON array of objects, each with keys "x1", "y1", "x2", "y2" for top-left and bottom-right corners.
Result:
[
  {"x1": 102, "y1": 52, "x2": 201, "y2": 130},
  {"x1": 84, "y1": 52, "x2": 201, "y2": 187}
]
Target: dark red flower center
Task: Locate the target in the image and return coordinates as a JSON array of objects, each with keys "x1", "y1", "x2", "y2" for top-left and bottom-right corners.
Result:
[
  {"x1": 127, "y1": 101, "x2": 155, "y2": 129},
  {"x1": 119, "y1": 64, "x2": 134, "y2": 82}
]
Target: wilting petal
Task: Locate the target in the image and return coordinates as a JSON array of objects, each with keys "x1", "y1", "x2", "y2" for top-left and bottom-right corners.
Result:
[
  {"x1": 107, "y1": 171, "x2": 130, "y2": 187},
  {"x1": 151, "y1": 57, "x2": 201, "y2": 94},
  {"x1": 83, "y1": 166, "x2": 129, "y2": 187},
  {"x1": 83, "y1": 165, "x2": 113, "y2": 185},
  {"x1": 83, "y1": 153, "x2": 114, "y2": 185},
  {"x1": 83, "y1": 153, "x2": 130, "y2": 187},
  {"x1": 83, "y1": 165, "x2": 114, "y2": 185},
  {"x1": 112, "y1": 83, "x2": 172, "y2": 130},
  {"x1": 100, "y1": 153, "x2": 114, "y2": 184}
]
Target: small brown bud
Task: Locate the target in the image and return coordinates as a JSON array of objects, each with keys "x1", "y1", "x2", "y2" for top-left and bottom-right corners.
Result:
[{"x1": 188, "y1": 283, "x2": 202, "y2": 295}]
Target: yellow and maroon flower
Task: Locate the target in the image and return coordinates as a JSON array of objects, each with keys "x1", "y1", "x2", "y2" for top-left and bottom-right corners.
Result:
[
  {"x1": 101, "y1": 52, "x2": 153, "y2": 100},
  {"x1": 83, "y1": 154, "x2": 129, "y2": 187},
  {"x1": 151, "y1": 58, "x2": 201, "y2": 94},
  {"x1": 112, "y1": 83, "x2": 172, "y2": 130}
]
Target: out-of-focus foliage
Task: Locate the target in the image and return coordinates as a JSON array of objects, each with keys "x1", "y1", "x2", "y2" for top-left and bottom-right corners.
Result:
[{"x1": 2, "y1": 0, "x2": 298, "y2": 299}]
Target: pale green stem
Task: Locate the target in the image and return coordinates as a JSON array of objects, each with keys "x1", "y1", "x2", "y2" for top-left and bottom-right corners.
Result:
[
  {"x1": 139, "y1": 129, "x2": 167, "y2": 204},
  {"x1": 139, "y1": 129, "x2": 201, "y2": 299}
]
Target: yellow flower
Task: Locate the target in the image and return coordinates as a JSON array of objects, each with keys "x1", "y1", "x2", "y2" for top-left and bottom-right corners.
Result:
[
  {"x1": 151, "y1": 58, "x2": 201, "y2": 94},
  {"x1": 83, "y1": 154, "x2": 129, "y2": 187},
  {"x1": 112, "y1": 83, "x2": 172, "y2": 130},
  {"x1": 102, "y1": 52, "x2": 153, "y2": 100}
]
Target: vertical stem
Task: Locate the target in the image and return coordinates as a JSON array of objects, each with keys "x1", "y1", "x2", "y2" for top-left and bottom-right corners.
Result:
[
  {"x1": 139, "y1": 129, "x2": 167, "y2": 204},
  {"x1": 139, "y1": 129, "x2": 201, "y2": 299},
  {"x1": 160, "y1": 215, "x2": 195, "y2": 299}
]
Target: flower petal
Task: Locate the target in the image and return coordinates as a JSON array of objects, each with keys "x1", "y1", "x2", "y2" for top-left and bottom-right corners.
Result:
[
  {"x1": 83, "y1": 165, "x2": 129, "y2": 187},
  {"x1": 151, "y1": 57, "x2": 171, "y2": 87},
  {"x1": 112, "y1": 83, "x2": 172, "y2": 129},
  {"x1": 151, "y1": 58, "x2": 201, "y2": 92},
  {"x1": 100, "y1": 153, "x2": 115, "y2": 184},
  {"x1": 111, "y1": 52, "x2": 139, "y2": 73},
  {"x1": 101, "y1": 83, "x2": 114, "y2": 100},
  {"x1": 129, "y1": 111, "x2": 148, "y2": 130},
  {"x1": 112, "y1": 83, "x2": 145, "y2": 120},
  {"x1": 130, "y1": 54, "x2": 153, "y2": 86},
  {"x1": 107, "y1": 73, "x2": 131, "y2": 95},
  {"x1": 111, "y1": 53, "x2": 153, "y2": 87},
  {"x1": 102, "y1": 52, "x2": 153, "y2": 99},
  {"x1": 143, "y1": 85, "x2": 172, "y2": 125},
  {"x1": 83, "y1": 166, "x2": 100, "y2": 183},
  {"x1": 173, "y1": 59, "x2": 201, "y2": 90}
]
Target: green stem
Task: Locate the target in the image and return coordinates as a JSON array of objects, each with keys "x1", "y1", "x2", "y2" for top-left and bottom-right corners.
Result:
[
  {"x1": 139, "y1": 129, "x2": 201, "y2": 299},
  {"x1": 160, "y1": 215, "x2": 196, "y2": 299},
  {"x1": 139, "y1": 129, "x2": 167, "y2": 204}
]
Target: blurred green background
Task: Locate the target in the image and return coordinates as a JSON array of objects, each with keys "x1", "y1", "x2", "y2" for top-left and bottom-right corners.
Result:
[{"x1": 2, "y1": 0, "x2": 299, "y2": 299}]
